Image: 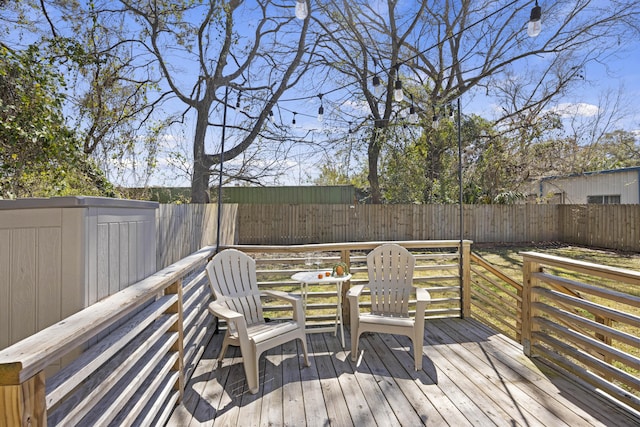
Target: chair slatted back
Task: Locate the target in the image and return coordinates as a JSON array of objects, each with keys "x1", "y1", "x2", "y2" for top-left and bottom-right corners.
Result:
[
  {"x1": 206, "y1": 249, "x2": 264, "y2": 325},
  {"x1": 366, "y1": 244, "x2": 415, "y2": 317}
]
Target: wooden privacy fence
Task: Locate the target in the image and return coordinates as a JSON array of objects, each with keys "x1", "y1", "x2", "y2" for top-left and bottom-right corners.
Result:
[
  {"x1": 559, "y1": 204, "x2": 640, "y2": 252},
  {"x1": 152, "y1": 203, "x2": 640, "y2": 254},
  {"x1": 156, "y1": 203, "x2": 238, "y2": 269},
  {"x1": 233, "y1": 203, "x2": 640, "y2": 252},
  {"x1": 235, "y1": 204, "x2": 560, "y2": 244}
]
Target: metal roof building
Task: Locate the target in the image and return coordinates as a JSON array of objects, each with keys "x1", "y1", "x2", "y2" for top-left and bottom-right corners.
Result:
[{"x1": 536, "y1": 166, "x2": 640, "y2": 204}]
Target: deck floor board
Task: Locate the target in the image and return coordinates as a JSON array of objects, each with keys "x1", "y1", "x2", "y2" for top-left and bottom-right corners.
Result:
[{"x1": 167, "y1": 318, "x2": 638, "y2": 426}]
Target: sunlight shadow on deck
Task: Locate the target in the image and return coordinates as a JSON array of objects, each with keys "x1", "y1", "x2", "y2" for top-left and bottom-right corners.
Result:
[{"x1": 168, "y1": 318, "x2": 637, "y2": 427}]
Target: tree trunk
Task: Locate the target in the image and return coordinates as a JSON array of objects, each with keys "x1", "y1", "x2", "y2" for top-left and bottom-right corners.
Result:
[
  {"x1": 367, "y1": 130, "x2": 382, "y2": 204},
  {"x1": 191, "y1": 107, "x2": 212, "y2": 203}
]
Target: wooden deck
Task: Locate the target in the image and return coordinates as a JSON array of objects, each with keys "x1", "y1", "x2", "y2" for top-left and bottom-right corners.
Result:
[{"x1": 167, "y1": 318, "x2": 637, "y2": 426}]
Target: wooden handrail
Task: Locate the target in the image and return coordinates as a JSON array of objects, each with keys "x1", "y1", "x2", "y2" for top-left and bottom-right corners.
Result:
[
  {"x1": 521, "y1": 251, "x2": 640, "y2": 414},
  {"x1": 0, "y1": 245, "x2": 216, "y2": 426}
]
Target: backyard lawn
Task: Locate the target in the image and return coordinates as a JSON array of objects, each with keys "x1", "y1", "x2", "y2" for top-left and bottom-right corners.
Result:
[{"x1": 474, "y1": 242, "x2": 640, "y2": 296}]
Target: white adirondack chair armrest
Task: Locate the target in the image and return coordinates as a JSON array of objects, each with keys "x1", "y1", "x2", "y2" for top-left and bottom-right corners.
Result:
[
  {"x1": 208, "y1": 301, "x2": 244, "y2": 322},
  {"x1": 415, "y1": 287, "x2": 431, "y2": 303},
  {"x1": 414, "y1": 287, "x2": 431, "y2": 316},
  {"x1": 262, "y1": 290, "x2": 300, "y2": 304},
  {"x1": 347, "y1": 284, "x2": 366, "y2": 300},
  {"x1": 208, "y1": 301, "x2": 250, "y2": 341},
  {"x1": 262, "y1": 290, "x2": 305, "y2": 325}
]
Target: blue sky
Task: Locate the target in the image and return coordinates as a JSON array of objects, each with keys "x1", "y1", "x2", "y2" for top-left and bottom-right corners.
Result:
[
  {"x1": 144, "y1": 2, "x2": 640, "y2": 187},
  {"x1": 7, "y1": 1, "x2": 638, "y2": 187}
]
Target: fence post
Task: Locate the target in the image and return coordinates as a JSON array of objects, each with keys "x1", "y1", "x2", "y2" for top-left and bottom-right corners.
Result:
[
  {"x1": 341, "y1": 249, "x2": 351, "y2": 324},
  {"x1": 165, "y1": 279, "x2": 185, "y2": 402},
  {"x1": 0, "y1": 369, "x2": 46, "y2": 426},
  {"x1": 521, "y1": 256, "x2": 540, "y2": 357},
  {"x1": 461, "y1": 240, "x2": 472, "y2": 318}
]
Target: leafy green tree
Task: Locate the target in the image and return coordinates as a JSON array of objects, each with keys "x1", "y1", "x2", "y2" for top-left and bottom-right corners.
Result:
[{"x1": 0, "y1": 45, "x2": 116, "y2": 198}]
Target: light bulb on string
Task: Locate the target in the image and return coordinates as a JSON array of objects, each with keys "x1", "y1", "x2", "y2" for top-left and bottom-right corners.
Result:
[
  {"x1": 394, "y1": 80, "x2": 404, "y2": 102},
  {"x1": 295, "y1": 0, "x2": 308, "y2": 20},
  {"x1": 269, "y1": 110, "x2": 275, "y2": 123},
  {"x1": 409, "y1": 106, "x2": 418, "y2": 123},
  {"x1": 527, "y1": 1, "x2": 541, "y2": 37},
  {"x1": 317, "y1": 94, "x2": 324, "y2": 122},
  {"x1": 409, "y1": 94, "x2": 418, "y2": 123},
  {"x1": 371, "y1": 58, "x2": 382, "y2": 96},
  {"x1": 372, "y1": 75, "x2": 382, "y2": 96},
  {"x1": 449, "y1": 104, "x2": 455, "y2": 120},
  {"x1": 292, "y1": 112, "x2": 297, "y2": 126},
  {"x1": 394, "y1": 64, "x2": 403, "y2": 102}
]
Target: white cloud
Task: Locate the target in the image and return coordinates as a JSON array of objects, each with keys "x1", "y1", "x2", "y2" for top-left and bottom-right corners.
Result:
[{"x1": 549, "y1": 102, "x2": 600, "y2": 118}]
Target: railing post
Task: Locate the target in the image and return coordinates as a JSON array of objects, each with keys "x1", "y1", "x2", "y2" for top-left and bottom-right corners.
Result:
[
  {"x1": 165, "y1": 279, "x2": 185, "y2": 402},
  {"x1": 0, "y1": 370, "x2": 46, "y2": 426},
  {"x1": 341, "y1": 249, "x2": 351, "y2": 324},
  {"x1": 461, "y1": 241, "x2": 472, "y2": 318},
  {"x1": 521, "y1": 257, "x2": 540, "y2": 357}
]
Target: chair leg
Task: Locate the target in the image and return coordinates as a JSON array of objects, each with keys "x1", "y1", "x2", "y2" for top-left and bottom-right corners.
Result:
[
  {"x1": 299, "y1": 335, "x2": 310, "y2": 367},
  {"x1": 351, "y1": 329, "x2": 360, "y2": 362},
  {"x1": 242, "y1": 346, "x2": 260, "y2": 395},
  {"x1": 217, "y1": 331, "x2": 231, "y2": 363},
  {"x1": 413, "y1": 330, "x2": 424, "y2": 371}
]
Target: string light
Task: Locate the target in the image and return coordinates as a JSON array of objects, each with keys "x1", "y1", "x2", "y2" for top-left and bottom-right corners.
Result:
[
  {"x1": 248, "y1": 0, "x2": 528, "y2": 131},
  {"x1": 317, "y1": 94, "x2": 324, "y2": 122},
  {"x1": 235, "y1": 91, "x2": 242, "y2": 109},
  {"x1": 432, "y1": 106, "x2": 439, "y2": 130},
  {"x1": 269, "y1": 110, "x2": 275, "y2": 122},
  {"x1": 295, "y1": 0, "x2": 308, "y2": 20},
  {"x1": 527, "y1": 1, "x2": 541, "y2": 37},
  {"x1": 292, "y1": 111, "x2": 297, "y2": 126},
  {"x1": 372, "y1": 58, "x2": 383, "y2": 96},
  {"x1": 393, "y1": 64, "x2": 403, "y2": 102},
  {"x1": 409, "y1": 94, "x2": 418, "y2": 123}
]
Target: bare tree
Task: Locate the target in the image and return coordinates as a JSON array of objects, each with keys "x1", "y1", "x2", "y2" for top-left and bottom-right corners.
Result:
[
  {"x1": 110, "y1": 0, "x2": 314, "y2": 202},
  {"x1": 312, "y1": 0, "x2": 640, "y2": 203}
]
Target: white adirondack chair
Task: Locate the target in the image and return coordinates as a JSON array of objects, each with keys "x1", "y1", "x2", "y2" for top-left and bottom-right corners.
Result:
[
  {"x1": 206, "y1": 249, "x2": 310, "y2": 394},
  {"x1": 347, "y1": 243, "x2": 431, "y2": 370}
]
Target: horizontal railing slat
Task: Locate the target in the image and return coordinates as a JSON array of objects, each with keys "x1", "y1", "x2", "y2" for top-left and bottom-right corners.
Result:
[
  {"x1": 45, "y1": 295, "x2": 176, "y2": 408},
  {"x1": 0, "y1": 246, "x2": 216, "y2": 385}
]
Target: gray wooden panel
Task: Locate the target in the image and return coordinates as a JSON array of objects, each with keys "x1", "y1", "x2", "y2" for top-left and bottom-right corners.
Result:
[
  {"x1": 11, "y1": 228, "x2": 37, "y2": 343},
  {"x1": 37, "y1": 227, "x2": 62, "y2": 331},
  {"x1": 61, "y1": 208, "x2": 84, "y2": 318},
  {"x1": 119, "y1": 223, "x2": 130, "y2": 289},
  {"x1": 86, "y1": 207, "x2": 99, "y2": 306},
  {"x1": 97, "y1": 222, "x2": 110, "y2": 302},
  {"x1": 109, "y1": 222, "x2": 120, "y2": 295},
  {"x1": 0, "y1": 229, "x2": 10, "y2": 349},
  {"x1": 128, "y1": 221, "x2": 139, "y2": 283}
]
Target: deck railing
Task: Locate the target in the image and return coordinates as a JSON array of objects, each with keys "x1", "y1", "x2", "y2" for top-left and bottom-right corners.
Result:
[
  {"x1": 469, "y1": 252, "x2": 524, "y2": 341},
  {"x1": 0, "y1": 246, "x2": 216, "y2": 426},
  {"x1": 223, "y1": 240, "x2": 473, "y2": 325},
  {"x1": 521, "y1": 252, "x2": 640, "y2": 413},
  {"x1": 2, "y1": 241, "x2": 639, "y2": 425}
]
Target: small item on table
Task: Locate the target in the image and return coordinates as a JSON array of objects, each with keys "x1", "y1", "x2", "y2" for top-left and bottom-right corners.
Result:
[
  {"x1": 325, "y1": 271, "x2": 331, "y2": 277},
  {"x1": 317, "y1": 273, "x2": 324, "y2": 279},
  {"x1": 332, "y1": 262, "x2": 348, "y2": 277}
]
